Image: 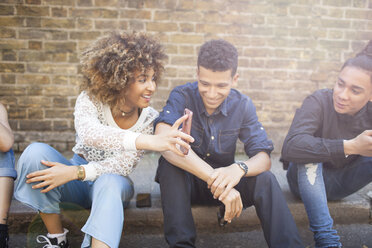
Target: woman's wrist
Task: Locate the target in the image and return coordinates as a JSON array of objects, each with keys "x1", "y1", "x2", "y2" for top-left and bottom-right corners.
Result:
[
  {"x1": 76, "y1": 166, "x2": 86, "y2": 181},
  {"x1": 135, "y1": 134, "x2": 154, "y2": 151}
]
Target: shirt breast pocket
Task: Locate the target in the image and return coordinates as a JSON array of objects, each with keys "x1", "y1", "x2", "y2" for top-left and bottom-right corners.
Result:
[
  {"x1": 190, "y1": 121, "x2": 204, "y2": 149},
  {"x1": 218, "y1": 129, "x2": 239, "y2": 154}
]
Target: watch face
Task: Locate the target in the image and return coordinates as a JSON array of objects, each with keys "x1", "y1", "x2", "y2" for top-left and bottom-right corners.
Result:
[
  {"x1": 237, "y1": 161, "x2": 248, "y2": 175},
  {"x1": 77, "y1": 166, "x2": 85, "y2": 180}
]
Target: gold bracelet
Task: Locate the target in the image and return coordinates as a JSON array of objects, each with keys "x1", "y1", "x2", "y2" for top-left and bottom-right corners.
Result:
[{"x1": 77, "y1": 166, "x2": 85, "y2": 181}]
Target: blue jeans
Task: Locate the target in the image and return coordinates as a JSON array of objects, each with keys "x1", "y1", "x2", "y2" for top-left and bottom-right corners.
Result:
[
  {"x1": 287, "y1": 156, "x2": 372, "y2": 248},
  {"x1": 14, "y1": 143, "x2": 134, "y2": 248},
  {"x1": 0, "y1": 149, "x2": 16, "y2": 179}
]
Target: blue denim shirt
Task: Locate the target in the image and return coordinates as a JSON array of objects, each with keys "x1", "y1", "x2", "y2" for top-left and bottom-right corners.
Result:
[{"x1": 154, "y1": 82, "x2": 274, "y2": 168}]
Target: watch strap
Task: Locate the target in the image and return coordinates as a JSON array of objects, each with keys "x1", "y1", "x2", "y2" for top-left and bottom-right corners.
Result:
[
  {"x1": 77, "y1": 166, "x2": 85, "y2": 181},
  {"x1": 235, "y1": 161, "x2": 248, "y2": 176}
]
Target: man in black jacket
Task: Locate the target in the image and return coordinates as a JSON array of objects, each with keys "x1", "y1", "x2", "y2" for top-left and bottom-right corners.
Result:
[{"x1": 281, "y1": 40, "x2": 372, "y2": 248}]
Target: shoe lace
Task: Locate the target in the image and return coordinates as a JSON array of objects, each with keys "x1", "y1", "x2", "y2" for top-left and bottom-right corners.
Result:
[{"x1": 36, "y1": 235, "x2": 60, "y2": 248}]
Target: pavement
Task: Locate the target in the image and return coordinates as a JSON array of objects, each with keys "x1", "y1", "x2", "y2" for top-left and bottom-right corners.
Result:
[{"x1": 7, "y1": 152, "x2": 372, "y2": 247}]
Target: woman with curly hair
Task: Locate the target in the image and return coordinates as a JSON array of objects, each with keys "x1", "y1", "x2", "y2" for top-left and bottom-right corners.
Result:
[{"x1": 14, "y1": 32, "x2": 193, "y2": 248}]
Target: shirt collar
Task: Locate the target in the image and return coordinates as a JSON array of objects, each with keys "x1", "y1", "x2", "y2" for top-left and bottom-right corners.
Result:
[{"x1": 196, "y1": 88, "x2": 229, "y2": 117}]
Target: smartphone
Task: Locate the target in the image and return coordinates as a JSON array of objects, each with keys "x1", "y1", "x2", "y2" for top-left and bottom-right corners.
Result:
[
  {"x1": 180, "y1": 108, "x2": 193, "y2": 155},
  {"x1": 136, "y1": 193, "x2": 152, "y2": 208},
  {"x1": 217, "y1": 205, "x2": 228, "y2": 227}
]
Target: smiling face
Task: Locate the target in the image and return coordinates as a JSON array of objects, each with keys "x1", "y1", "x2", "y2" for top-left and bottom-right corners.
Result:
[
  {"x1": 333, "y1": 66, "x2": 372, "y2": 115},
  {"x1": 197, "y1": 66, "x2": 238, "y2": 115},
  {"x1": 122, "y1": 67, "x2": 156, "y2": 111}
]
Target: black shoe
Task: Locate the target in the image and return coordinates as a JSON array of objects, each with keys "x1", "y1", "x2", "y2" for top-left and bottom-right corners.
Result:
[
  {"x1": 36, "y1": 235, "x2": 70, "y2": 248},
  {"x1": 0, "y1": 230, "x2": 9, "y2": 248}
]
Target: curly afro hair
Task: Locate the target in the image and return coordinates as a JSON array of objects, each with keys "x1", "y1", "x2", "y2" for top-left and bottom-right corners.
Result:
[{"x1": 80, "y1": 31, "x2": 167, "y2": 112}]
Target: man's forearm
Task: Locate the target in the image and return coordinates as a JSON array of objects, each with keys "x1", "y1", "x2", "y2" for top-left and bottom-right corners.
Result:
[
  {"x1": 161, "y1": 149, "x2": 214, "y2": 182},
  {"x1": 156, "y1": 122, "x2": 214, "y2": 182},
  {"x1": 242, "y1": 151, "x2": 271, "y2": 177}
]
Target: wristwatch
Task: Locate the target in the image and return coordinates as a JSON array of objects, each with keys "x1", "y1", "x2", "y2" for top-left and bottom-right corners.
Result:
[
  {"x1": 76, "y1": 166, "x2": 85, "y2": 181},
  {"x1": 235, "y1": 161, "x2": 248, "y2": 177}
]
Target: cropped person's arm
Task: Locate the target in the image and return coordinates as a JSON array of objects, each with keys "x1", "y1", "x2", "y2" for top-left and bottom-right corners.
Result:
[{"x1": 0, "y1": 104, "x2": 14, "y2": 152}]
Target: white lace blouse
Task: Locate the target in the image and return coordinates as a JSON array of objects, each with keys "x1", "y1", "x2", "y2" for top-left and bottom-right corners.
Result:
[{"x1": 72, "y1": 91, "x2": 159, "y2": 181}]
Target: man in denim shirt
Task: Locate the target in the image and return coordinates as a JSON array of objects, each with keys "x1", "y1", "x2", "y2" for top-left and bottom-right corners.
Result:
[{"x1": 154, "y1": 39, "x2": 303, "y2": 248}]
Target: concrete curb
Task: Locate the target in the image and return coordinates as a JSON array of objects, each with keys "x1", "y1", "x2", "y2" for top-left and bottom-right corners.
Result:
[{"x1": 9, "y1": 153, "x2": 372, "y2": 234}]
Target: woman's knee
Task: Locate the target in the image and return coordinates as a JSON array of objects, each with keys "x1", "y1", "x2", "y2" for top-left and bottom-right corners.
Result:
[
  {"x1": 18, "y1": 143, "x2": 55, "y2": 173},
  {"x1": 93, "y1": 174, "x2": 134, "y2": 201}
]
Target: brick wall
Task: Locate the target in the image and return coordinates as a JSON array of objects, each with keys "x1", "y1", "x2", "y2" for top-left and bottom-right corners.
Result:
[{"x1": 0, "y1": 0, "x2": 371, "y2": 153}]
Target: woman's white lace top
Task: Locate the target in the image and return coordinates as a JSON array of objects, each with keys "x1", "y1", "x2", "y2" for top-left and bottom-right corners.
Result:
[{"x1": 72, "y1": 91, "x2": 159, "y2": 181}]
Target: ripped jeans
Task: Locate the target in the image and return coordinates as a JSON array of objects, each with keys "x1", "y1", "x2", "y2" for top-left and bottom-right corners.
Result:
[{"x1": 287, "y1": 156, "x2": 372, "y2": 248}]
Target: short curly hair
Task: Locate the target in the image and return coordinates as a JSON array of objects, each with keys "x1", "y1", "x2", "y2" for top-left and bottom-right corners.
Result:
[
  {"x1": 197, "y1": 39, "x2": 238, "y2": 76},
  {"x1": 80, "y1": 31, "x2": 167, "y2": 112}
]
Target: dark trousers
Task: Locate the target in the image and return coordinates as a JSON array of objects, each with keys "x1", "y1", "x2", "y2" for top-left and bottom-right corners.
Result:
[{"x1": 156, "y1": 157, "x2": 304, "y2": 248}]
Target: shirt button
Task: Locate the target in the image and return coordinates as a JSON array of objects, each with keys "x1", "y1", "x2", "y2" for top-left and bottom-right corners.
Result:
[
  {"x1": 207, "y1": 153, "x2": 210, "y2": 157},
  {"x1": 166, "y1": 110, "x2": 170, "y2": 114},
  {"x1": 211, "y1": 136, "x2": 215, "y2": 140}
]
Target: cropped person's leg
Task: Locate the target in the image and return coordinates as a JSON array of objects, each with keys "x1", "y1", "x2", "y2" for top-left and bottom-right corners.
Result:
[
  {"x1": 237, "y1": 171, "x2": 303, "y2": 248},
  {"x1": 81, "y1": 174, "x2": 134, "y2": 248},
  {"x1": 0, "y1": 149, "x2": 16, "y2": 248},
  {"x1": 156, "y1": 157, "x2": 196, "y2": 248},
  {"x1": 287, "y1": 163, "x2": 340, "y2": 248}
]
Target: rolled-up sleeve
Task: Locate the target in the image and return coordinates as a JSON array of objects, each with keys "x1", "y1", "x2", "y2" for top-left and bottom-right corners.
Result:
[
  {"x1": 239, "y1": 98, "x2": 274, "y2": 157},
  {"x1": 154, "y1": 87, "x2": 187, "y2": 129}
]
